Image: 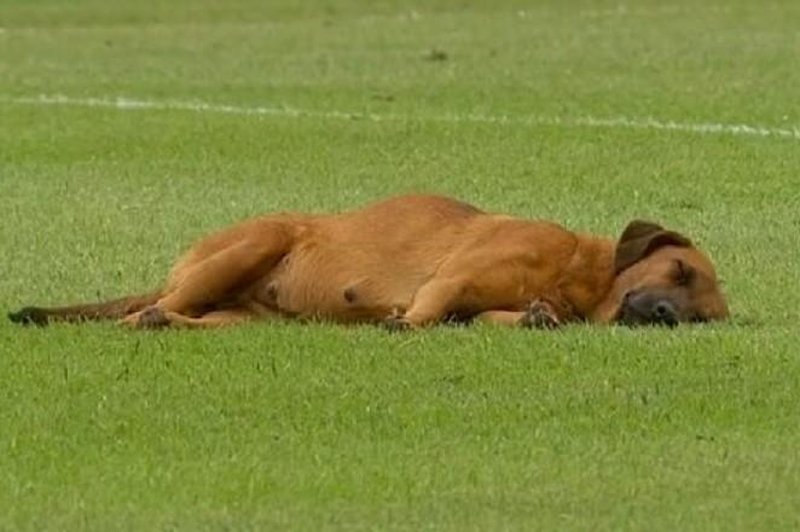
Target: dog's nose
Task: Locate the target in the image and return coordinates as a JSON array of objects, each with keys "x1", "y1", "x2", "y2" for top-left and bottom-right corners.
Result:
[{"x1": 652, "y1": 299, "x2": 677, "y2": 325}]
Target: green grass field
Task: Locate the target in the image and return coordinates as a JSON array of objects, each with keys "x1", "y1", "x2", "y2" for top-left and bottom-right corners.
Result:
[{"x1": 2, "y1": 0, "x2": 800, "y2": 529}]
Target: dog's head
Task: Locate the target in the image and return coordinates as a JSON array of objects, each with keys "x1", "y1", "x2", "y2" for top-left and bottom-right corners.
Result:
[{"x1": 605, "y1": 220, "x2": 728, "y2": 326}]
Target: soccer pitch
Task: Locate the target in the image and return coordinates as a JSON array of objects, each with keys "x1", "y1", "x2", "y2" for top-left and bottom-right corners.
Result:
[{"x1": 1, "y1": 0, "x2": 799, "y2": 529}]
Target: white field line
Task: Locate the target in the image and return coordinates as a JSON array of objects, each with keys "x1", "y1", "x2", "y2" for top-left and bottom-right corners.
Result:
[
  {"x1": 0, "y1": 5, "x2": 787, "y2": 32},
  {"x1": 4, "y1": 93, "x2": 800, "y2": 141}
]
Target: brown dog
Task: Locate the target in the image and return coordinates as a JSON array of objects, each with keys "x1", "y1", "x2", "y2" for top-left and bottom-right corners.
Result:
[{"x1": 8, "y1": 194, "x2": 729, "y2": 329}]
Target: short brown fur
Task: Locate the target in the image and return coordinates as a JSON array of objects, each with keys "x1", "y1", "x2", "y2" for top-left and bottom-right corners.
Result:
[{"x1": 8, "y1": 194, "x2": 729, "y2": 329}]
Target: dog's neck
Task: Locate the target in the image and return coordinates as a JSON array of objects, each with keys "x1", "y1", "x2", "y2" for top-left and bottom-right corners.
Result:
[{"x1": 560, "y1": 234, "x2": 620, "y2": 323}]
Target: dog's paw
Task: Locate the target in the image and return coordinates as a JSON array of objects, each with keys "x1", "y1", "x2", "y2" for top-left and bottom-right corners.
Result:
[
  {"x1": 8, "y1": 306, "x2": 49, "y2": 326},
  {"x1": 382, "y1": 312, "x2": 414, "y2": 332},
  {"x1": 120, "y1": 306, "x2": 170, "y2": 329},
  {"x1": 518, "y1": 300, "x2": 561, "y2": 329},
  {"x1": 137, "y1": 306, "x2": 171, "y2": 329}
]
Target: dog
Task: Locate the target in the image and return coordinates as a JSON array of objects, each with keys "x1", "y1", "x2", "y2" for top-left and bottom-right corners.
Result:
[{"x1": 8, "y1": 194, "x2": 729, "y2": 330}]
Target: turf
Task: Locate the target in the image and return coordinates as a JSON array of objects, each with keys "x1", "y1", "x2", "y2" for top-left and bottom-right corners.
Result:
[{"x1": 2, "y1": 0, "x2": 800, "y2": 530}]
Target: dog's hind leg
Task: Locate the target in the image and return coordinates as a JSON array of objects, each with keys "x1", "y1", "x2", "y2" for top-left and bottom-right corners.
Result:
[
  {"x1": 134, "y1": 224, "x2": 294, "y2": 325},
  {"x1": 121, "y1": 307, "x2": 257, "y2": 329}
]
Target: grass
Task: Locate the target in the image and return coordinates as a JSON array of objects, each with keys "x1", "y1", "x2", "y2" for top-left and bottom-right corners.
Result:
[{"x1": 2, "y1": 0, "x2": 800, "y2": 529}]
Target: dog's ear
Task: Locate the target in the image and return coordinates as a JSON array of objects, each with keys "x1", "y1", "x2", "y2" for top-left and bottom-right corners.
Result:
[{"x1": 614, "y1": 220, "x2": 692, "y2": 274}]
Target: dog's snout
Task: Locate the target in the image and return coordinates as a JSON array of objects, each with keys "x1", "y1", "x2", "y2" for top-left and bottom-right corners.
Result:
[{"x1": 621, "y1": 292, "x2": 679, "y2": 326}]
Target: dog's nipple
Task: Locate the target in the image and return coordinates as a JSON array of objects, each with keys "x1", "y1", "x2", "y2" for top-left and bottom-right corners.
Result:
[{"x1": 343, "y1": 287, "x2": 357, "y2": 304}]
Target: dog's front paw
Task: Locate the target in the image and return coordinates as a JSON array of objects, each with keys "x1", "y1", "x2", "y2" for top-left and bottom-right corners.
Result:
[
  {"x1": 382, "y1": 310, "x2": 414, "y2": 332},
  {"x1": 518, "y1": 300, "x2": 561, "y2": 329},
  {"x1": 8, "y1": 306, "x2": 49, "y2": 326}
]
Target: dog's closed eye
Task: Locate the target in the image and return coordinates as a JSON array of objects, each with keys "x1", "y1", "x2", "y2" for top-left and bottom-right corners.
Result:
[{"x1": 673, "y1": 259, "x2": 696, "y2": 286}]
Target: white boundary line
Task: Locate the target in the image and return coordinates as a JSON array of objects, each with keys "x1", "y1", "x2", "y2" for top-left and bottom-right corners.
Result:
[
  {"x1": 4, "y1": 93, "x2": 799, "y2": 140},
  {"x1": 0, "y1": 5, "x2": 786, "y2": 32}
]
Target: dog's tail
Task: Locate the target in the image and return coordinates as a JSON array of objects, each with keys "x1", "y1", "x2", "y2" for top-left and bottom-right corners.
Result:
[{"x1": 8, "y1": 291, "x2": 162, "y2": 326}]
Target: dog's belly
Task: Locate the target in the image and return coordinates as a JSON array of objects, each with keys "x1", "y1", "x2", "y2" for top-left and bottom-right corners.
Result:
[
  {"x1": 256, "y1": 243, "x2": 436, "y2": 323},
  {"x1": 250, "y1": 197, "x2": 478, "y2": 322}
]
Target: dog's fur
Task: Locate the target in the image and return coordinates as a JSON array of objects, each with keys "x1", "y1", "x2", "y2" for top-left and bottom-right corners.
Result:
[{"x1": 8, "y1": 194, "x2": 729, "y2": 329}]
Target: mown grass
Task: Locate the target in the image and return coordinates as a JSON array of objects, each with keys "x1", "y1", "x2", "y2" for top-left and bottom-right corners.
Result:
[{"x1": 2, "y1": 0, "x2": 800, "y2": 530}]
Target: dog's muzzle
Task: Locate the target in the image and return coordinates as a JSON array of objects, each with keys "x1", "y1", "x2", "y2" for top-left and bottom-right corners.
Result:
[{"x1": 619, "y1": 290, "x2": 679, "y2": 327}]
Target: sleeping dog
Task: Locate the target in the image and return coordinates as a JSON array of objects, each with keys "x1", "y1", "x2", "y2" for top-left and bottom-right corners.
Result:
[{"x1": 8, "y1": 194, "x2": 729, "y2": 329}]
